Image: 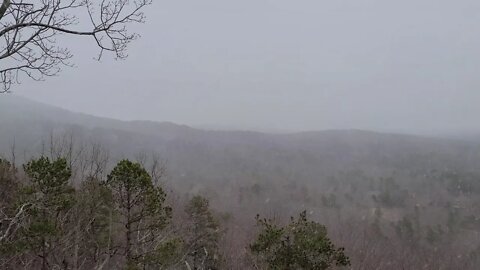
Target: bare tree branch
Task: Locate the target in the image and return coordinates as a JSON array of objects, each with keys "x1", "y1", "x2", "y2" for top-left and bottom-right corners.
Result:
[
  {"x1": 0, "y1": 0, "x2": 152, "y2": 92},
  {"x1": 0, "y1": 203, "x2": 31, "y2": 243}
]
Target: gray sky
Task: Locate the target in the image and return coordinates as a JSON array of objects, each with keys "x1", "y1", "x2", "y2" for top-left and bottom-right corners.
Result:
[{"x1": 15, "y1": 0, "x2": 480, "y2": 134}]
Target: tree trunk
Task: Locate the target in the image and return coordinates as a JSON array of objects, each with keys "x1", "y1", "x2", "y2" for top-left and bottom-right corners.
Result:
[
  {"x1": 126, "y1": 189, "x2": 132, "y2": 265},
  {"x1": 0, "y1": 0, "x2": 10, "y2": 20}
]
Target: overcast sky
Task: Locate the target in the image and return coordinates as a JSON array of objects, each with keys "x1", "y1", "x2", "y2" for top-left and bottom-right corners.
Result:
[{"x1": 14, "y1": 0, "x2": 480, "y2": 134}]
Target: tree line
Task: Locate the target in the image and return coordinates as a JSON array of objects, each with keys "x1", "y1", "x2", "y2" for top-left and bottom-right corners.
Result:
[{"x1": 0, "y1": 156, "x2": 349, "y2": 270}]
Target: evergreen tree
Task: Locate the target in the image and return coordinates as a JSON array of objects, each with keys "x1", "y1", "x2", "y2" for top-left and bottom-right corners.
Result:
[
  {"x1": 107, "y1": 159, "x2": 175, "y2": 269},
  {"x1": 75, "y1": 176, "x2": 115, "y2": 269},
  {"x1": 250, "y1": 211, "x2": 350, "y2": 270},
  {"x1": 185, "y1": 195, "x2": 221, "y2": 270},
  {"x1": 19, "y1": 157, "x2": 75, "y2": 270}
]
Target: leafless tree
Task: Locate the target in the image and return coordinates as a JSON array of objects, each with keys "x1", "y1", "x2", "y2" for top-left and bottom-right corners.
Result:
[{"x1": 0, "y1": 0, "x2": 151, "y2": 92}]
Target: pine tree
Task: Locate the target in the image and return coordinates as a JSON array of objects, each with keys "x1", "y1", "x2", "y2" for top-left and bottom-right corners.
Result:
[
  {"x1": 75, "y1": 176, "x2": 115, "y2": 269},
  {"x1": 185, "y1": 195, "x2": 221, "y2": 270},
  {"x1": 20, "y1": 157, "x2": 75, "y2": 270},
  {"x1": 250, "y1": 211, "x2": 350, "y2": 270},
  {"x1": 107, "y1": 159, "x2": 175, "y2": 269}
]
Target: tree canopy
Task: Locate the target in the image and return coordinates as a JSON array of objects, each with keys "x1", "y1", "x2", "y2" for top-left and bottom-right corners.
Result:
[{"x1": 250, "y1": 211, "x2": 350, "y2": 270}]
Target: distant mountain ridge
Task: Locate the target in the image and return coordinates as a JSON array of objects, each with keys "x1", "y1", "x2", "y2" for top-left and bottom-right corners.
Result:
[
  {"x1": 1, "y1": 95, "x2": 480, "y2": 188},
  {"x1": 0, "y1": 95, "x2": 195, "y2": 135},
  {"x1": 0, "y1": 95, "x2": 466, "y2": 139}
]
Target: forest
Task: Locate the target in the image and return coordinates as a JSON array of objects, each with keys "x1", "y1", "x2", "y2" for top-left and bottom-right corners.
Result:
[
  {"x1": 2, "y1": 0, "x2": 480, "y2": 269},
  {"x1": 0, "y1": 155, "x2": 349, "y2": 270},
  {"x1": 1, "y1": 97, "x2": 480, "y2": 269}
]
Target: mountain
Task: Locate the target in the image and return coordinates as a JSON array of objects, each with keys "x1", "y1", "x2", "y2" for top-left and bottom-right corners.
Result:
[
  {"x1": 3, "y1": 95, "x2": 480, "y2": 269},
  {"x1": 1, "y1": 95, "x2": 480, "y2": 189}
]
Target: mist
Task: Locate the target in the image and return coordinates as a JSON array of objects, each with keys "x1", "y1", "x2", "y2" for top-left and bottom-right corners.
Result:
[
  {"x1": 11, "y1": 0, "x2": 480, "y2": 134},
  {"x1": 2, "y1": 1, "x2": 480, "y2": 269}
]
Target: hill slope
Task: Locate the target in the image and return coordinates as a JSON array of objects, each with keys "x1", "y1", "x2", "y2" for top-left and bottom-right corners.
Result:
[
  {"x1": 2, "y1": 95, "x2": 480, "y2": 269},
  {"x1": 1, "y1": 95, "x2": 479, "y2": 183}
]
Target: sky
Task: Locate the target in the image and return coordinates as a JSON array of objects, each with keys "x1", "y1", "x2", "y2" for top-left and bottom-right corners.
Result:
[{"x1": 13, "y1": 0, "x2": 480, "y2": 134}]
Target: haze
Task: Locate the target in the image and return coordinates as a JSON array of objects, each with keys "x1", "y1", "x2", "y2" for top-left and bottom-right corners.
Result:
[{"x1": 14, "y1": 0, "x2": 480, "y2": 134}]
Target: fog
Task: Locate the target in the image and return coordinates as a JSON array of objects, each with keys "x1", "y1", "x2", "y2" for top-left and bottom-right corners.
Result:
[
  {"x1": 15, "y1": 0, "x2": 480, "y2": 133},
  {"x1": 3, "y1": 1, "x2": 480, "y2": 269}
]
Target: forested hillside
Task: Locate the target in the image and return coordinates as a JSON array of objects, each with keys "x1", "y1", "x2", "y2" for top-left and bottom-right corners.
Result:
[{"x1": 1, "y1": 96, "x2": 480, "y2": 269}]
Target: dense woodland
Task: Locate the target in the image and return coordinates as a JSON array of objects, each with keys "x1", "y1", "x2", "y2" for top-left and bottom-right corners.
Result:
[
  {"x1": 1, "y1": 97, "x2": 480, "y2": 269},
  {"x1": 0, "y1": 154, "x2": 349, "y2": 270},
  {"x1": 1, "y1": 0, "x2": 478, "y2": 268}
]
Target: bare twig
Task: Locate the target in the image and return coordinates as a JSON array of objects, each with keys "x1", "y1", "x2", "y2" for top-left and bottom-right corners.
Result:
[{"x1": 0, "y1": 0, "x2": 152, "y2": 91}]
